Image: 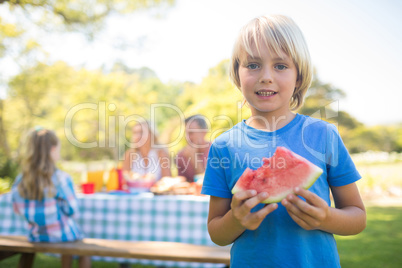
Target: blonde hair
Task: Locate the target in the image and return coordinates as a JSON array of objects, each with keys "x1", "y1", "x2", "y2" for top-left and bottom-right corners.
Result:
[
  {"x1": 229, "y1": 15, "x2": 313, "y2": 110},
  {"x1": 18, "y1": 128, "x2": 59, "y2": 200}
]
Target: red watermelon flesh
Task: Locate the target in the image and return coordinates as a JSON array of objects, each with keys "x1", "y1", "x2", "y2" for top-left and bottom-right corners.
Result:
[{"x1": 232, "y1": 147, "x2": 323, "y2": 203}]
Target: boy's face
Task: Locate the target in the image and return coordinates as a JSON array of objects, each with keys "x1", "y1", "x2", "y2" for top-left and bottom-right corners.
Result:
[{"x1": 238, "y1": 42, "x2": 300, "y2": 119}]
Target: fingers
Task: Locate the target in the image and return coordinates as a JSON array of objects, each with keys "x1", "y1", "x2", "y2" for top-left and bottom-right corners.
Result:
[
  {"x1": 259, "y1": 203, "x2": 278, "y2": 217},
  {"x1": 282, "y1": 198, "x2": 319, "y2": 230},
  {"x1": 283, "y1": 187, "x2": 326, "y2": 213},
  {"x1": 231, "y1": 190, "x2": 278, "y2": 230},
  {"x1": 232, "y1": 190, "x2": 268, "y2": 209},
  {"x1": 281, "y1": 187, "x2": 329, "y2": 230},
  {"x1": 239, "y1": 203, "x2": 278, "y2": 230},
  {"x1": 283, "y1": 192, "x2": 317, "y2": 216},
  {"x1": 293, "y1": 187, "x2": 324, "y2": 206},
  {"x1": 232, "y1": 190, "x2": 258, "y2": 205},
  {"x1": 286, "y1": 209, "x2": 315, "y2": 230},
  {"x1": 233, "y1": 191, "x2": 268, "y2": 219}
]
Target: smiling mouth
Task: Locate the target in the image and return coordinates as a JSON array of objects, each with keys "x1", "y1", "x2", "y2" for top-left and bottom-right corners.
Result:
[{"x1": 256, "y1": 91, "x2": 277, "y2": 96}]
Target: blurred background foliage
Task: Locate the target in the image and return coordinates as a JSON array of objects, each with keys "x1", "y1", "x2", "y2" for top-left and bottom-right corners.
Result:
[
  {"x1": 3, "y1": 59, "x2": 401, "y2": 162},
  {"x1": 0, "y1": 0, "x2": 401, "y2": 187}
]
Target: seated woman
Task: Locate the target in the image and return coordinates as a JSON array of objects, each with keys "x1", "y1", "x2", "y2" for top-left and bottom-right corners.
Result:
[
  {"x1": 176, "y1": 115, "x2": 211, "y2": 182},
  {"x1": 122, "y1": 120, "x2": 171, "y2": 181}
]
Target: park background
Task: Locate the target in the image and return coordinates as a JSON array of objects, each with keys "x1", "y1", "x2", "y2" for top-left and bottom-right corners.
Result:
[{"x1": 0, "y1": 0, "x2": 401, "y2": 267}]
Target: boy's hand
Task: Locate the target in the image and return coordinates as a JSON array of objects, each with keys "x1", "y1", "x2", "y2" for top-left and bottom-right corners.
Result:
[
  {"x1": 281, "y1": 187, "x2": 330, "y2": 231},
  {"x1": 231, "y1": 190, "x2": 278, "y2": 230}
]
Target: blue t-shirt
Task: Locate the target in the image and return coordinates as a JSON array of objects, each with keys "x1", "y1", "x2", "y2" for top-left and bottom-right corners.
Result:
[{"x1": 202, "y1": 114, "x2": 361, "y2": 268}]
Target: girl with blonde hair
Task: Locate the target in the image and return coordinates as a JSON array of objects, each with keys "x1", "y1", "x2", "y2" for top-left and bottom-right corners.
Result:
[{"x1": 11, "y1": 127, "x2": 90, "y2": 268}]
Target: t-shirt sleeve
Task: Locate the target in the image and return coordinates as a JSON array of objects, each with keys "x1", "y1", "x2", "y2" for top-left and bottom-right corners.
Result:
[
  {"x1": 201, "y1": 142, "x2": 232, "y2": 198},
  {"x1": 326, "y1": 124, "x2": 361, "y2": 187}
]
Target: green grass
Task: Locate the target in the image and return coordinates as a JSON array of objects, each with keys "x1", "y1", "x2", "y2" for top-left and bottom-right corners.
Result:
[
  {"x1": 2, "y1": 206, "x2": 401, "y2": 267},
  {"x1": 336, "y1": 206, "x2": 402, "y2": 268}
]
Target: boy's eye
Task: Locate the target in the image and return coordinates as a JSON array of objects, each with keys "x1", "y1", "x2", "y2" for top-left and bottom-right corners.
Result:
[
  {"x1": 275, "y1": 64, "x2": 287, "y2": 70},
  {"x1": 247, "y1": 63, "x2": 260, "y2": 70}
]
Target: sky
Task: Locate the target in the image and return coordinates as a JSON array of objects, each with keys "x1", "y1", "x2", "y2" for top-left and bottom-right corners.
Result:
[{"x1": 2, "y1": 0, "x2": 402, "y2": 126}]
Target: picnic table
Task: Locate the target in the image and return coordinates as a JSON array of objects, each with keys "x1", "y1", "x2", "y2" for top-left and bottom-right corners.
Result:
[{"x1": 0, "y1": 192, "x2": 228, "y2": 268}]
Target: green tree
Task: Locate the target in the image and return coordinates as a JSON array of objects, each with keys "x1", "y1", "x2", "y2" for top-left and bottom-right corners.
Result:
[
  {"x1": 346, "y1": 125, "x2": 402, "y2": 153},
  {"x1": 0, "y1": 0, "x2": 174, "y2": 163},
  {"x1": 0, "y1": 18, "x2": 24, "y2": 157},
  {"x1": 1, "y1": 0, "x2": 174, "y2": 36},
  {"x1": 298, "y1": 71, "x2": 365, "y2": 150},
  {"x1": 299, "y1": 71, "x2": 361, "y2": 129},
  {"x1": 5, "y1": 60, "x2": 187, "y2": 161}
]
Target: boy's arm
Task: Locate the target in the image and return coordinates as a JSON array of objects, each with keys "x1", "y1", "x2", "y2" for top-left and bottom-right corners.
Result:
[
  {"x1": 207, "y1": 191, "x2": 278, "y2": 246},
  {"x1": 282, "y1": 182, "x2": 366, "y2": 235}
]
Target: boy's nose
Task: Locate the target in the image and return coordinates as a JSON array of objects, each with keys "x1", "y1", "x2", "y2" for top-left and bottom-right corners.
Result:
[{"x1": 259, "y1": 67, "x2": 273, "y2": 84}]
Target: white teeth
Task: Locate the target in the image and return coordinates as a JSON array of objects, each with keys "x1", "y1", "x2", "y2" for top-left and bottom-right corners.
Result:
[{"x1": 257, "y1": 91, "x2": 276, "y2": 96}]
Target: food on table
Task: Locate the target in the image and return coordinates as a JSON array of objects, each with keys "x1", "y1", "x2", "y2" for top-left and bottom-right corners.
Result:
[
  {"x1": 232, "y1": 146, "x2": 323, "y2": 203},
  {"x1": 126, "y1": 172, "x2": 156, "y2": 189},
  {"x1": 150, "y1": 176, "x2": 203, "y2": 195}
]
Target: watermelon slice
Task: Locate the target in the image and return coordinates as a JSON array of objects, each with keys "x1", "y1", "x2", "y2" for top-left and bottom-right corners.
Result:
[{"x1": 232, "y1": 147, "x2": 323, "y2": 203}]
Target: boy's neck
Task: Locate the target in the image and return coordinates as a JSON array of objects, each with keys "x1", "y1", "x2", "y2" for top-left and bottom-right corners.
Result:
[{"x1": 246, "y1": 112, "x2": 296, "y2": 132}]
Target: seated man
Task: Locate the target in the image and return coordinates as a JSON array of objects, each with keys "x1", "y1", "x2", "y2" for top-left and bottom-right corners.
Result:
[{"x1": 176, "y1": 115, "x2": 211, "y2": 182}]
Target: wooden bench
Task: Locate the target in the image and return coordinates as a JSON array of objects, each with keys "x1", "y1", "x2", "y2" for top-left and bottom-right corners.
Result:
[{"x1": 0, "y1": 235, "x2": 230, "y2": 267}]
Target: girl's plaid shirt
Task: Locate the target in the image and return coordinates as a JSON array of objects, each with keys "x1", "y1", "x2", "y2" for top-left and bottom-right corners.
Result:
[{"x1": 11, "y1": 169, "x2": 84, "y2": 242}]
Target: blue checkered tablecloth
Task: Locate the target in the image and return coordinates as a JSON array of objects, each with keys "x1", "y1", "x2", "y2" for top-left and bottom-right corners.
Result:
[{"x1": 0, "y1": 192, "x2": 228, "y2": 267}]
